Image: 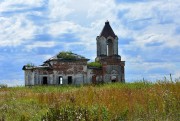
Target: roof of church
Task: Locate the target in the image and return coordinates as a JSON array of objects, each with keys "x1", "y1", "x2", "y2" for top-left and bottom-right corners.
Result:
[
  {"x1": 22, "y1": 52, "x2": 89, "y2": 70},
  {"x1": 45, "y1": 51, "x2": 89, "y2": 62},
  {"x1": 99, "y1": 21, "x2": 117, "y2": 38}
]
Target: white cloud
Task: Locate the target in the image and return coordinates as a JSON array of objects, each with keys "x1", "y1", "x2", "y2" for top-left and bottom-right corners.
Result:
[
  {"x1": 132, "y1": 23, "x2": 180, "y2": 48},
  {"x1": 47, "y1": 0, "x2": 117, "y2": 26},
  {"x1": 126, "y1": 61, "x2": 178, "y2": 81},
  {"x1": 0, "y1": 0, "x2": 44, "y2": 12},
  {"x1": 25, "y1": 41, "x2": 57, "y2": 50},
  {"x1": 48, "y1": 0, "x2": 74, "y2": 20},
  {"x1": 0, "y1": 15, "x2": 37, "y2": 46},
  {"x1": 48, "y1": 21, "x2": 81, "y2": 36}
]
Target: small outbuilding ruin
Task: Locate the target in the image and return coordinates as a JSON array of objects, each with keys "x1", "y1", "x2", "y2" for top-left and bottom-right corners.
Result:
[{"x1": 23, "y1": 21, "x2": 125, "y2": 86}]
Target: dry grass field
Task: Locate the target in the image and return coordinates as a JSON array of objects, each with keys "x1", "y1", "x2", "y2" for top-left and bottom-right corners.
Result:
[{"x1": 0, "y1": 79, "x2": 180, "y2": 121}]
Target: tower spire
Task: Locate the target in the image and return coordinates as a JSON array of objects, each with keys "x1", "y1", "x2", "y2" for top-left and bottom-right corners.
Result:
[{"x1": 99, "y1": 21, "x2": 116, "y2": 38}]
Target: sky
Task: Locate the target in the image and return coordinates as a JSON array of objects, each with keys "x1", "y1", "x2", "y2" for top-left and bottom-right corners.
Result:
[{"x1": 0, "y1": 0, "x2": 180, "y2": 86}]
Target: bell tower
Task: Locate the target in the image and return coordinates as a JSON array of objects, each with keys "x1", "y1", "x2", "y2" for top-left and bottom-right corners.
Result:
[
  {"x1": 96, "y1": 21, "x2": 119, "y2": 59},
  {"x1": 96, "y1": 21, "x2": 125, "y2": 82}
]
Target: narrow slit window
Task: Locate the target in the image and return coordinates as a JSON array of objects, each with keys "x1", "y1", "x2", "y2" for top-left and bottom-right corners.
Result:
[{"x1": 107, "y1": 44, "x2": 109, "y2": 56}]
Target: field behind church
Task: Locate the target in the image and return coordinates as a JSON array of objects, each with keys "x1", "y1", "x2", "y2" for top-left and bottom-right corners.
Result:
[{"x1": 0, "y1": 79, "x2": 180, "y2": 121}]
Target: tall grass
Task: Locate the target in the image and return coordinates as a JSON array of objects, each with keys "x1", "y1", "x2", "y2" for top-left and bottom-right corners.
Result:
[{"x1": 0, "y1": 80, "x2": 179, "y2": 121}]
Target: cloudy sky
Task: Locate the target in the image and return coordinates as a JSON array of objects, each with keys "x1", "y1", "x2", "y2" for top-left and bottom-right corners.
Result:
[{"x1": 0, "y1": 0, "x2": 180, "y2": 86}]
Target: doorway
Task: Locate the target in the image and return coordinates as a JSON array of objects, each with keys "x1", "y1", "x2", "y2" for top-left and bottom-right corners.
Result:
[
  {"x1": 111, "y1": 75, "x2": 117, "y2": 83},
  {"x1": 68, "y1": 76, "x2": 72, "y2": 84},
  {"x1": 92, "y1": 75, "x2": 96, "y2": 84},
  {"x1": 43, "y1": 77, "x2": 48, "y2": 85},
  {"x1": 59, "y1": 76, "x2": 63, "y2": 85},
  {"x1": 112, "y1": 79, "x2": 116, "y2": 83}
]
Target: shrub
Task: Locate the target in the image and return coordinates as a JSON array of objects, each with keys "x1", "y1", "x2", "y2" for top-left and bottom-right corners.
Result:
[
  {"x1": 87, "y1": 61, "x2": 102, "y2": 68},
  {"x1": 0, "y1": 84, "x2": 7, "y2": 88},
  {"x1": 26, "y1": 63, "x2": 34, "y2": 67},
  {"x1": 57, "y1": 51, "x2": 77, "y2": 60}
]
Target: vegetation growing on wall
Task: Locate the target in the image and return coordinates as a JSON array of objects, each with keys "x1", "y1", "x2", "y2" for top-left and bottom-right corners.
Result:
[
  {"x1": 87, "y1": 61, "x2": 102, "y2": 68},
  {"x1": 57, "y1": 51, "x2": 85, "y2": 60},
  {"x1": 26, "y1": 63, "x2": 34, "y2": 67}
]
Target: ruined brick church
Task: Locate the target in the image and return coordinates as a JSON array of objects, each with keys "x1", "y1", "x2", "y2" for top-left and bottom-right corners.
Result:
[{"x1": 23, "y1": 21, "x2": 125, "y2": 86}]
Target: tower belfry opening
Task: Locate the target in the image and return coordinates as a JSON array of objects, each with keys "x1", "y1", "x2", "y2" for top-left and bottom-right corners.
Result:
[{"x1": 107, "y1": 39, "x2": 113, "y2": 56}]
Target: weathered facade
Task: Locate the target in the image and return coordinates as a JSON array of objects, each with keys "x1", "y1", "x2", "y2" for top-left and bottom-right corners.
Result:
[{"x1": 23, "y1": 21, "x2": 125, "y2": 86}]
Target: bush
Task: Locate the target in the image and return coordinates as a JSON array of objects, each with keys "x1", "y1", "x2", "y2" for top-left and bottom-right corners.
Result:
[
  {"x1": 57, "y1": 51, "x2": 77, "y2": 60},
  {"x1": 26, "y1": 63, "x2": 34, "y2": 67},
  {"x1": 0, "y1": 84, "x2": 7, "y2": 88},
  {"x1": 88, "y1": 61, "x2": 102, "y2": 68}
]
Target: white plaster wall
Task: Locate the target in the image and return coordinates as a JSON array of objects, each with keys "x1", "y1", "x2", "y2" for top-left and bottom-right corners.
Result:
[
  {"x1": 96, "y1": 39, "x2": 100, "y2": 56},
  {"x1": 25, "y1": 70, "x2": 34, "y2": 86},
  {"x1": 114, "y1": 38, "x2": 118, "y2": 55},
  {"x1": 74, "y1": 74, "x2": 84, "y2": 85},
  {"x1": 99, "y1": 37, "x2": 107, "y2": 55},
  {"x1": 87, "y1": 69, "x2": 93, "y2": 83},
  {"x1": 83, "y1": 65, "x2": 87, "y2": 72},
  {"x1": 34, "y1": 70, "x2": 39, "y2": 85},
  {"x1": 49, "y1": 74, "x2": 53, "y2": 84},
  {"x1": 25, "y1": 71, "x2": 28, "y2": 86}
]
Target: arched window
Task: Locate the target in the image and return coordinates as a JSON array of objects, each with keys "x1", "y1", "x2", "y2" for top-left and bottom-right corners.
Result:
[
  {"x1": 59, "y1": 76, "x2": 63, "y2": 85},
  {"x1": 107, "y1": 39, "x2": 113, "y2": 56}
]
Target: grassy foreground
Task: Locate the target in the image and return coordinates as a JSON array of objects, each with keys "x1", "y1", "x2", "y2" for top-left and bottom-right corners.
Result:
[{"x1": 0, "y1": 80, "x2": 180, "y2": 121}]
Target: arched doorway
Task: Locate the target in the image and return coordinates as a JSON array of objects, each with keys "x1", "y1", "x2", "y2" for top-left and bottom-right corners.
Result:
[
  {"x1": 111, "y1": 70, "x2": 118, "y2": 82},
  {"x1": 59, "y1": 76, "x2": 63, "y2": 85},
  {"x1": 111, "y1": 75, "x2": 117, "y2": 82}
]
